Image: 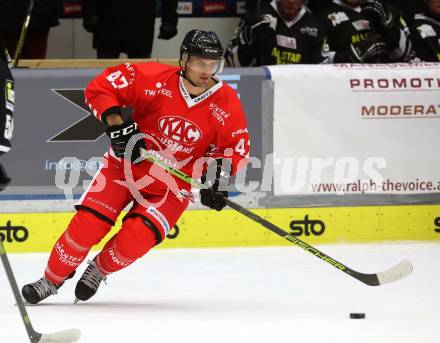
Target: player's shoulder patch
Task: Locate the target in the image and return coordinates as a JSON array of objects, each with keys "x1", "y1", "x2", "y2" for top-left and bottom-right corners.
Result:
[
  {"x1": 328, "y1": 11, "x2": 349, "y2": 27},
  {"x1": 417, "y1": 24, "x2": 436, "y2": 39},
  {"x1": 122, "y1": 62, "x2": 136, "y2": 84}
]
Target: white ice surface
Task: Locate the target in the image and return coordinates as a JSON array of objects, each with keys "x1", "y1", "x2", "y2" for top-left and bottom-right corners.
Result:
[{"x1": 1, "y1": 243, "x2": 439, "y2": 343}]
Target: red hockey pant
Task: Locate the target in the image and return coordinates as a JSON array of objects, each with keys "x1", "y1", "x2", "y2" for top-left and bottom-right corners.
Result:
[{"x1": 44, "y1": 157, "x2": 189, "y2": 285}]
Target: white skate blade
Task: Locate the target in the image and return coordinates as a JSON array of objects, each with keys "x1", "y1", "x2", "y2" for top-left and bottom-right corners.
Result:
[
  {"x1": 73, "y1": 298, "x2": 80, "y2": 304},
  {"x1": 38, "y1": 328, "x2": 81, "y2": 343}
]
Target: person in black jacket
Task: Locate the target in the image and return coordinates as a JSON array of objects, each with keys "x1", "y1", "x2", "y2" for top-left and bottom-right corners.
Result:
[
  {"x1": 382, "y1": 0, "x2": 425, "y2": 25},
  {"x1": 409, "y1": 0, "x2": 440, "y2": 61},
  {"x1": 225, "y1": 0, "x2": 327, "y2": 66},
  {"x1": 319, "y1": 0, "x2": 415, "y2": 63},
  {"x1": 0, "y1": 39, "x2": 14, "y2": 191},
  {"x1": 82, "y1": 0, "x2": 179, "y2": 59},
  {"x1": 0, "y1": 0, "x2": 63, "y2": 59}
]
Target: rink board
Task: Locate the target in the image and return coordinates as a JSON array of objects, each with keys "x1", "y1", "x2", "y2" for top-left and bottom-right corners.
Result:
[{"x1": 1, "y1": 205, "x2": 439, "y2": 253}]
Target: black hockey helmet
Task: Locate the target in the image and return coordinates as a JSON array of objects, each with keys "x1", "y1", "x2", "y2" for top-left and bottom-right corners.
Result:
[{"x1": 180, "y1": 30, "x2": 224, "y2": 60}]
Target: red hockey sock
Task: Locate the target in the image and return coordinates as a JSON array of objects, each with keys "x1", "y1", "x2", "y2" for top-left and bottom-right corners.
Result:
[
  {"x1": 95, "y1": 216, "x2": 157, "y2": 275},
  {"x1": 45, "y1": 210, "x2": 112, "y2": 285}
]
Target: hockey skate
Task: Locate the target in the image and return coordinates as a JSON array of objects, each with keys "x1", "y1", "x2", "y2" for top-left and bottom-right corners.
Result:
[
  {"x1": 74, "y1": 259, "x2": 106, "y2": 303},
  {"x1": 21, "y1": 271, "x2": 76, "y2": 305}
]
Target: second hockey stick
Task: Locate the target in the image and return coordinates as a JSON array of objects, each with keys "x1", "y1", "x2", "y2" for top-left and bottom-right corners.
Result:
[
  {"x1": 140, "y1": 148, "x2": 413, "y2": 286},
  {"x1": 0, "y1": 240, "x2": 81, "y2": 343},
  {"x1": 13, "y1": 0, "x2": 35, "y2": 68}
]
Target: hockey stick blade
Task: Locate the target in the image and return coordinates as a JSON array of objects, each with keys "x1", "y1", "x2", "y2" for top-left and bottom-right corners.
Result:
[
  {"x1": 376, "y1": 259, "x2": 413, "y2": 285},
  {"x1": 344, "y1": 259, "x2": 413, "y2": 286},
  {"x1": 225, "y1": 197, "x2": 413, "y2": 286},
  {"x1": 0, "y1": 240, "x2": 81, "y2": 343},
  {"x1": 38, "y1": 329, "x2": 81, "y2": 343},
  {"x1": 139, "y1": 148, "x2": 414, "y2": 286}
]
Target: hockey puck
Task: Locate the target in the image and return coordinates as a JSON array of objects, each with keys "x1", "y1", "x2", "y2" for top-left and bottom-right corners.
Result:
[{"x1": 349, "y1": 313, "x2": 366, "y2": 319}]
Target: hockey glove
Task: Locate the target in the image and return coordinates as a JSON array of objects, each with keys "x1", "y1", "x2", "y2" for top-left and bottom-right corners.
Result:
[
  {"x1": 106, "y1": 120, "x2": 146, "y2": 164},
  {"x1": 234, "y1": 18, "x2": 253, "y2": 46},
  {"x1": 360, "y1": 0, "x2": 393, "y2": 29},
  {"x1": 83, "y1": 15, "x2": 99, "y2": 33},
  {"x1": 349, "y1": 33, "x2": 388, "y2": 63},
  {"x1": 200, "y1": 159, "x2": 230, "y2": 211},
  {"x1": 158, "y1": 22, "x2": 178, "y2": 40},
  {"x1": 251, "y1": 14, "x2": 277, "y2": 43}
]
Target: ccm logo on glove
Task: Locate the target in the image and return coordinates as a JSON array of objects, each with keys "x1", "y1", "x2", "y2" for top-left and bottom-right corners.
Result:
[{"x1": 108, "y1": 122, "x2": 138, "y2": 139}]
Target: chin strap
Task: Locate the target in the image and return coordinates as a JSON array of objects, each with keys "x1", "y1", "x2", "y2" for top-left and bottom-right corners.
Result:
[
  {"x1": 180, "y1": 70, "x2": 199, "y2": 88},
  {"x1": 179, "y1": 59, "x2": 199, "y2": 88}
]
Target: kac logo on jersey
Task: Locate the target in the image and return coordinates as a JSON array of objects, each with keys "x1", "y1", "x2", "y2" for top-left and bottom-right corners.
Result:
[{"x1": 158, "y1": 116, "x2": 202, "y2": 145}]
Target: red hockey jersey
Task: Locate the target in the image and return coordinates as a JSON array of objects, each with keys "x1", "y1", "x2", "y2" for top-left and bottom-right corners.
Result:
[{"x1": 84, "y1": 62, "x2": 250, "y2": 192}]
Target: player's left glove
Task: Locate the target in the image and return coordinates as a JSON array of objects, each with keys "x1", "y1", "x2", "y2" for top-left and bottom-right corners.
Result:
[
  {"x1": 200, "y1": 159, "x2": 230, "y2": 211},
  {"x1": 251, "y1": 14, "x2": 277, "y2": 43},
  {"x1": 360, "y1": 0, "x2": 393, "y2": 29},
  {"x1": 158, "y1": 21, "x2": 178, "y2": 40},
  {"x1": 106, "y1": 120, "x2": 146, "y2": 164}
]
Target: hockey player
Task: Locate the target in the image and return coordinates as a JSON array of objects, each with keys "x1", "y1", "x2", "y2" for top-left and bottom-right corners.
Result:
[
  {"x1": 0, "y1": 39, "x2": 14, "y2": 192},
  {"x1": 319, "y1": 0, "x2": 415, "y2": 63},
  {"x1": 225, "y1": 0, "x2": 327, "y2": 66},
  {"x1": 21, "y1": 30, "x2": 250, "y2": 303},
  {"x1": 409, "y1": 0, "x2": 440, "y2": 62}
]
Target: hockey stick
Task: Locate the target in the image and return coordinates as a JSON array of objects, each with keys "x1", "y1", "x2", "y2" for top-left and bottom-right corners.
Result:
[
  {"x1": 139, "y1": 148, "x2": 413, "y2": 286},
  {"x1": 13, "y1": 0, "x2": 35, "y2": 68},
  {"x1": 255, "y1": 0, "x2": 265, "y2": 66},
  {"x1": 0, "y1": 240, "x2": 81, "y2": 343}
]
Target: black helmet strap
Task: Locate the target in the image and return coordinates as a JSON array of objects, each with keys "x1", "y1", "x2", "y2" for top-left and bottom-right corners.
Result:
[{"x1": 179, "y1": 55, "x2": 203, "y2": 88}]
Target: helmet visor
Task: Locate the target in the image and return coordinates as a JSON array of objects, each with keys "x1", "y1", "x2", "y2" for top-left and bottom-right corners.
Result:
[{"x1": 185, "y1": 54, "x2": 224, "y2": 74}]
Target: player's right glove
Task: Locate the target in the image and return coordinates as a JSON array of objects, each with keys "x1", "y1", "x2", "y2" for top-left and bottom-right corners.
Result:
[
  {"x1": 106, "y1": 120, "x2": 146, "y2": 164},
  {"x1": 349, "y1": 33, "x2": 388, "y2": 62},
  {"x1": 82, "y1": 14, "x2": 99, "y2": 33},
  {"x1": 360, "y1": 0, "x2": 393, "y2": 29},
  {"x1": 200, "y1": 159, "x2": 230, "y2": 211},
  {"x1": 158, "y1": 21, "x2": 178, "y2": 40}
]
